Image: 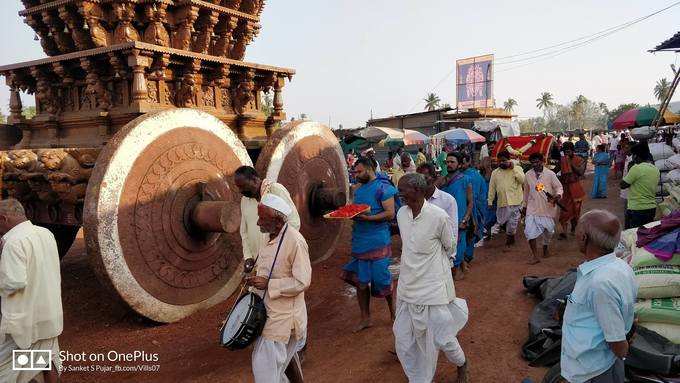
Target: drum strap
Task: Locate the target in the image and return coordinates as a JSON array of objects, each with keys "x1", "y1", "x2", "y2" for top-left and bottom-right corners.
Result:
[{"x1": 262, "y1": 224, "x2": 288, "y2": 303}]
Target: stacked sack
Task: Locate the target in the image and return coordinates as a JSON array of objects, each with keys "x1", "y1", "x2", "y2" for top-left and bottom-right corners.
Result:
[
  {"x1": 651, "y1": 142, "x2": 680, "y2": 196},
  {"x1": 619, "y1": 222, "x2": 680, "y2": 344}
]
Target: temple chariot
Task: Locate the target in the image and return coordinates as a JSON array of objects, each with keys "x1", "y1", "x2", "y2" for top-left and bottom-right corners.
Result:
[{"x1": 0, "y1": 0, "x2": 348, "y2": 323}]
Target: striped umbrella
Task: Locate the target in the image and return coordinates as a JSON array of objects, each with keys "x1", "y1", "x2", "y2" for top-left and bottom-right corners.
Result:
[
  {"x1": 612, "y1": 106, "x2": 680, "y2": 130},
  {"x1": 432, "y1": 128, "x2": 486, "y2": 144},
  {"x1": 403, "y1": 129, "x2": 429, "y2": 145}
]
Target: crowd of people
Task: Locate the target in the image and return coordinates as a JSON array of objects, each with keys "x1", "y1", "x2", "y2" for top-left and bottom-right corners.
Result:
[
  {"x1": 0, "y1": 125, "x2": 676, "y2": 383},
  {"x1": 337, "y1": 126, "x2": 677, "y2": 382}
]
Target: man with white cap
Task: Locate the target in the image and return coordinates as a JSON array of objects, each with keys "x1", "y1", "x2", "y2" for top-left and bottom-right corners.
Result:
[
  {"x1": 235, "y1": 166, "x2": 301, "y2": 273},
  {"x1": 247, "y1": 193, "x2": 311, "y2": 383}
]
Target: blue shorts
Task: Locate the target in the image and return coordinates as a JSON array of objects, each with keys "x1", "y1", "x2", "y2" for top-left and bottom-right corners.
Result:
[{"x1": 341, "y1": 256, "x2": 392, "y2": 298}]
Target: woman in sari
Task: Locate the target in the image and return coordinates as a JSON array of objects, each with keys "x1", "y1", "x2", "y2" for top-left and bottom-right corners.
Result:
[{"x1": 556, "y1": 141, "x2": 585, "y2": 239}]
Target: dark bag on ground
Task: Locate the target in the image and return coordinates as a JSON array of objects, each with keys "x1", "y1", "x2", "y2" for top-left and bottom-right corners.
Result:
[{"x1": 523, "y1": 271, "x2": 680, "y2": 377}]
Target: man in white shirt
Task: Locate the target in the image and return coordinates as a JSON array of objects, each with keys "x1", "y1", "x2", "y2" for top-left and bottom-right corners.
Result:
[
  {"x1": 235, "y1": 166, "x2": 301, "y2": 271},
  {"x1": 609, "y1": 133, "x2": 620, "y2": 158},
  {"x1": 0, "y1": 198, "x2": 62, "y2": 383},
  {"x1": 417, "y1": 163, "x2": 458, "y2": 266},
  {"x1": 393, "y1": 173, "x2": 469, "y2": 383},
  {"x1": 592, "y1": 131, "x2": 603, "y2": 148}
]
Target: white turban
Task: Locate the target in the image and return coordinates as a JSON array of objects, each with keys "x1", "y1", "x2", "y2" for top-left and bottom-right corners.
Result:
[{"x1": 260, "y1": 193, "x2": 292, "y2": 216}]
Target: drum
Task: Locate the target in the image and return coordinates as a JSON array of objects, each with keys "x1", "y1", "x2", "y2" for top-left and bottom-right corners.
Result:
[{"x1": 219, "y1": 292, "x2": 267, "y2": 350}]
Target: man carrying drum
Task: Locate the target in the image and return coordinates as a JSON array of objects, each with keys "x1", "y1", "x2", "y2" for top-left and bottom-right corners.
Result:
[{"x1": 246, "y1": 194, "x2": 312, "y2": 383}]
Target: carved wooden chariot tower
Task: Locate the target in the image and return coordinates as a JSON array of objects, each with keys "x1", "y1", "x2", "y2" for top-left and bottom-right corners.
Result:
[{"x1": 0, "y1": 0, "x2": 348, "y2": 323}]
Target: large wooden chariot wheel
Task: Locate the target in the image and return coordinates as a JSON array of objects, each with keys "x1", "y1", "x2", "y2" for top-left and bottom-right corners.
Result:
[
  {"x1": 84, "y1": 109, "x2": 250, "y2": 323},
  {"x1": 256, "y1": 120, "x2": 349, "y2": 263}
]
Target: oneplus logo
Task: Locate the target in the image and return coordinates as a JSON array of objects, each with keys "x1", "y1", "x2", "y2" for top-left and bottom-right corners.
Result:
[{"x1": 12, "y1": 350, "x2": 52, "y2": 371}]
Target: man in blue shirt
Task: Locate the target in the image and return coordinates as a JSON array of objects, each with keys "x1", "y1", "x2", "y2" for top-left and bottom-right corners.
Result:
[
  {"x1": 440, "y1": 152, "x2": 473, "y2": 281},
  {"x1": 460, "y1": 153, "x2": 487, "y2": 262},
  {"x1": 342, "y1": 157, "x2": 397, "y2": 333},
  {"x1": 561, "y1": 210, "x2": 637, "y2": 383},
  {"x1": 574, "y1": 133, "x2": 591, "y2": 159}
]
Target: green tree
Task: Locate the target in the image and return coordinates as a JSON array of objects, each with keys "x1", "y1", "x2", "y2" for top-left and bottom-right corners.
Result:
[
  {"x1": 22, "y1": 106, "x2": 36, "y2": 119},
  {"x1": 423, "y1": 93, "x2": 441, "y2": 111},
  {"x1": 654, "y1": 78, "x2": 671, "y2": 102},
  {"x1": 519, "y1": 117, "x2": 545, "y2": 134},
  {"x1": 0, "y1": 109, "x2": 6, "y2": 124},
  {"x1": 535, "y1": 92, "x2": 554, "y2": 111},
  {"x1": 503, "y1": 98, "x2": 517, "y2": 113}
]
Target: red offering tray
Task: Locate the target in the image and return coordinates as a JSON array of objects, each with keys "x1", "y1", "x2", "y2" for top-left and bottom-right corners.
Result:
[{"x1": 324, "y1": 204, "x2": 371, "y2": 219}]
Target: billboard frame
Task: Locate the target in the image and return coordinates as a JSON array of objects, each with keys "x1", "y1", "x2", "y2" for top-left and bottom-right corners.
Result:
[{"x1": 456, "y1": 54, "x2": 494, "y2": 110}]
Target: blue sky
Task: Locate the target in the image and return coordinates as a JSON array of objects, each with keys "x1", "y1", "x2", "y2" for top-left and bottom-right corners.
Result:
[{"x1": 1, "y1": 0, "x2": 679, "y2": 128}]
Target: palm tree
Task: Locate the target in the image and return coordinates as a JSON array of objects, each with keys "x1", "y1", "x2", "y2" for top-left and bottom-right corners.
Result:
[
  {"x1": 423, "y1": 93, "x2": 441, "y2": 111},
  {"x1": 654, "y1": 78, "x2": 671, "y2": 102},
  {"x1": 503, "y1": 98, "x2": 517, "y2": 113},
  {"x1": 535, "y1": 92, "x2": 554, "y2": 110}
]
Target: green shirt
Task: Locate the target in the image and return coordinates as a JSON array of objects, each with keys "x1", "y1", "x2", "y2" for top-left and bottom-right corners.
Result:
[
  {"x1": 436, "y1": 152, "x2": 448, "y2": 177},
  {"x1": 623, "y1": 162, "x2": 660, "y2": 211}
]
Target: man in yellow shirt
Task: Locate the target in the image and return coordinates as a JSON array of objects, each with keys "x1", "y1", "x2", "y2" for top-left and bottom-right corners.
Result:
[
  {"x1": 0, "y1": 198, "x2": 62, "y2": 383},
  {"x1": 488, "y1": 150, "x2": 525, "y2": 247},
  {"x1": 415, "y1": 147, "x2": 428, "y2": 167}
]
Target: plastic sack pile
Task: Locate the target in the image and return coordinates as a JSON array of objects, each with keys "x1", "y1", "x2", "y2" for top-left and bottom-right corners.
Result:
[
  {"x1": 651, "y1": 143, "x2": 680, "y2": 196},
  {"x1": 618, "y1": 214, "x2": 680, "y2": 344}
]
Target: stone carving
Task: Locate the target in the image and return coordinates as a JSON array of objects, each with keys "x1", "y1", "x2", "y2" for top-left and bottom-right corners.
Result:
[
  {"x1": 39, "y1": 149, "x2": 92, "y2": 185},
  {"x1": 230, "y1": 20, "x2": 259, "y2": 60},
  {"x1": 227, "y1": 0, "x2": 244, "y2": 10},
  {"x1": 80, "y1": 2, "x2": 110, "y2": 48},
  {"x1": 220, "y1": 88, "x2": 234, "y2": 113},
  {"x1": 165, "y1": 82, "x2": 177, "y2": 105},
  {"x1": 113, "y1": 2, "x2": 140, "y2": 44},
  {"x1": 5, "y1": 150, "x2": 42, "y2": 180},
  {"x1": 233, "y1": 70, "x2": 255, "y2": 115},
  {"x1": 0, "y1": 149, "x2": 97, "y2": 224},
  {"x1": 85, "y1": 72, "x2": 111, "y2": 111},
  {"x1": 202, "y1": 86, "x2": 215, "y2": 107},
  {"x1": 172, "y1": 6, "x2": 199, "y2": 51},
  {"x1": 176, "y1": 74, "x2": 197, "y2": 107},
  {"x1": 31, "y1": 68, "x2": 61, "y2": 116},
  {"x1": 59, "y1": 6, "x2": 92, "y2": 51},
  {"x1": 2, "y1": 150, "x2": 41, "y2": 210},
  {"x1": 132, "y1": 142, "x2": 231, "y2": 289},
  {"x1": 193, "y1": 11, "x2": 219, "y2": 54},
  {"x1": 148, "y1": 81, "x2": 159, "y2": 103},
  {"x1": 143, "y1": 3, "x2": 170, "y2": 47}
]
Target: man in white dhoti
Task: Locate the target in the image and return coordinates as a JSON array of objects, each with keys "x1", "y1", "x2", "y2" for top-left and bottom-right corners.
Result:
[
  {"x1": 394, "y1": 173, "x2": 470, "y2": 383},
  {"x1": 0, "y1": 198, "x2": 62, "y2": 383},
  {"x1": 247, "y1": 194, "x2": 311, "y2": 383},
  {"x1": 522, "y1": 153, "x2": 563, "y2": 264},
  {"x1": 235, "y1": 165, "x2": 301, "y2": 272}
]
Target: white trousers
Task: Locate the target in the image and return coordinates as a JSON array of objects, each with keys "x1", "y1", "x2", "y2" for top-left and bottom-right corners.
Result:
[
  {"x1": 252, "y1": 334, "x2": 305, "y2": 383},
  {"x1": 524, "y1": 215, "x2": 555, "y2": 245},
  {"x1": 496, "y1": 205, "x2": 522, "y2": 235},
  {"x1": 393, "y1": 298, "x2": 468, "y2": 383}
]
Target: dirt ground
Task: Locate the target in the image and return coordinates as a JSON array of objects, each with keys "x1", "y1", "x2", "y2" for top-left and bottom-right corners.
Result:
[{"x1": 57, "y1": 172, "x2": 625, "y2": 382}]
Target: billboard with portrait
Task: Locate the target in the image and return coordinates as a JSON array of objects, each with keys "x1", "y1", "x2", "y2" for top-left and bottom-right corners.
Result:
[{"x1": 456, "y1": 54, "x2": 494, "y2": 110}]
